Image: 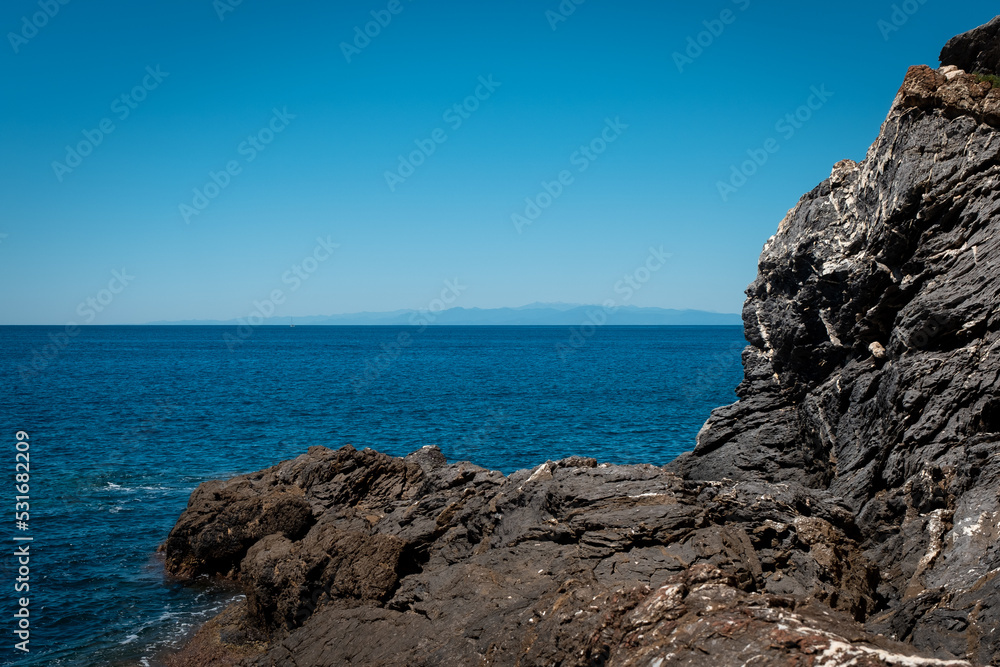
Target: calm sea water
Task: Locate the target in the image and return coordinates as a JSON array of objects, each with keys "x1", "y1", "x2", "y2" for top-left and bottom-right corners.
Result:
[{"x1": 0, "y1": 325, "x2": 745, "y2": 666}]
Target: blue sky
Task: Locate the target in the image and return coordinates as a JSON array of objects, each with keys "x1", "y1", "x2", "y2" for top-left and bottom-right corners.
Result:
[{"x1": 1, "y1": 0, "x2": 996, "y2": 324}]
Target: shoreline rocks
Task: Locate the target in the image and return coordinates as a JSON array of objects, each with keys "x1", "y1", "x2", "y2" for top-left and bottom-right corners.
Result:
[
  {"x1": 163, "y1": 445, "x2": 949, "y2": 665},
  {"x1": 163, "y1": 16, "x2": 1000, "y2": 666}
]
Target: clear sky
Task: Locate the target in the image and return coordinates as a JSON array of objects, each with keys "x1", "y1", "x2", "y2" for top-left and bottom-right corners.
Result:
[{"x1": 1, "y1": 1, "x2": 996, "y2": 324}]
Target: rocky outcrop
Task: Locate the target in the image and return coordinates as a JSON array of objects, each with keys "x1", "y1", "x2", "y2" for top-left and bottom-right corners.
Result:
[
  {"x1": 672, "y1": 18, "x2": 1000, "y2": 666},
  {"x1": 165, "y1": 445, "x2": 954, "y2": 666},
  {"x1": 164, "y1": 17, "x2": 1000, "y2": 667},
  {"x1": 941, "y1": 16, "x2": 1000, "y2": 77}
]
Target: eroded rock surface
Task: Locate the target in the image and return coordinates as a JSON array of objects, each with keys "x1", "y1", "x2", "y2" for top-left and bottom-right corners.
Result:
[
  {"x1": 164, "y1": 17, "x2": 1000, "y2": 667},
  {"x1": 166, "y1": 445, "x2": 952, "y2": 666},
  {"x1": 941, "y1": 16, "x2": 1000, "y2": 77},
  {"x1": 672, "y1": 19, "x2": 1000, "y2": 666}
]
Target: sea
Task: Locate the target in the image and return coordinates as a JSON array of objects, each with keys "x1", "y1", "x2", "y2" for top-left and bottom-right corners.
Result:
[{"x1": 0, "y1": 325, "x2": 745, "y2": 666}]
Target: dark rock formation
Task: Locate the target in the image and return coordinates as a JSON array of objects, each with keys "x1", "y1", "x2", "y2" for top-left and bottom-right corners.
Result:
[
  {"x1": 163, "y1": 17, "x2": 1000, "y2": 667},
  {"x1": 671, "y1": 18, "x2": 1000, "y2": 666},
  {"x1": 941, "y1": 16, "x2": 1000, "y2": 77},
  {"x1": 166, "y1": 445, "x2": 948, "y2": 666}
]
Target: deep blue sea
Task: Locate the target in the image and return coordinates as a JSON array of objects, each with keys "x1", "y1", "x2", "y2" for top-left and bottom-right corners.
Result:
[{"x1": 0, "y1": 325, "x2": 745, "y2": 666}]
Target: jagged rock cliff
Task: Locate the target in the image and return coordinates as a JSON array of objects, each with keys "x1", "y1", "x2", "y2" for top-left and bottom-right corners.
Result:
[
  {"x1": 672, "y1": 19, "x2": 1000, "y2": 664},
  {"x1": 163, "y1": 18, "x2": 1000, "y2": 667}
]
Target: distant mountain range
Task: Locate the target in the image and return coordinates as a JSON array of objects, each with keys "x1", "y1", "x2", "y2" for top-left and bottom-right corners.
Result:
[{"x1": 147, "y1": 303, "x2": 742, "y2": 326}]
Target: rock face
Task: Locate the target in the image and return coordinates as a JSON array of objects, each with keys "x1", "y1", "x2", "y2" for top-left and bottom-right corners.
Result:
[
  {"x1": 671, "y1": 18, "x2": 1000, "y2": 666},
  {"x1": 166, "y1": 445, "x2": 948, "y2": 666},
  {"x1": 941, "y1": 16, "x2": 1000, "y2": 76},
  {"x1": 163, "y1": 18, "x2": 1000, "y2": 667}
]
